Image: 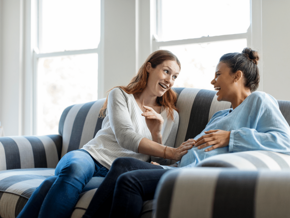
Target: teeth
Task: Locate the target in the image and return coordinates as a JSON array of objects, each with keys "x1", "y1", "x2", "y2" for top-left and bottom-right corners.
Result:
[
  {"x1": 215, "y1": 87, "x2": 221, "y2": 91},
  {"x1": 159, "y1": 83, "x2": 168, "y2": 89}
]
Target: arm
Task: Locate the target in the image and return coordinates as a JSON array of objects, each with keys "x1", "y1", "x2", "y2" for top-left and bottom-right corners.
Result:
[
  {"x1": 229, "y1": 125, "x2": 290, "y2": 154},
  {"x1": 108, "y1": 88, "x2": 193, "y2": 160},
  {"x1": 229, "y1": 94, "x2": 290, "y2": 154},
  {"x1": 141, "y1": 105, "x2": 164, "y2": 143},
  {"x1": 140, "y1": 109, "x2": 193, "y2": 161},
  {"x1": 138, "y1": 137, "x2": 195, "y2": 161},
  {"x1": 150, "y1": 110, "x2": 180, "y2": 164},
  {"x1": 107, "y1": 88, "x2": 144, "y2": 152},
  {"x1": 195, "y1": 93, "x2": 290, "y2": 154}
]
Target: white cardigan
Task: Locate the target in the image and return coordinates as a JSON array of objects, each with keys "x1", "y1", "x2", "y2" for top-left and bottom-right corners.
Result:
[{"x1": 82, "y1": 88, "x2": 179, "y2": 169}]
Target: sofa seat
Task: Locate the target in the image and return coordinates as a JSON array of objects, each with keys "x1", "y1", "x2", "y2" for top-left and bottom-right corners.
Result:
[{"x1": 0, "y1": 169, "x2": 153, "y2": 218}]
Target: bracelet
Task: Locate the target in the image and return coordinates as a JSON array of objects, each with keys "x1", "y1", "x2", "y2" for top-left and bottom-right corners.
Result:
[{"x1": 164, "y1": 146, "x2": 167, "y2": 159}]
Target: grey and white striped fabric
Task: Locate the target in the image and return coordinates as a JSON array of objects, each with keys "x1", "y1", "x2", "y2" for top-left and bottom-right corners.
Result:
[
  {"x1": 154, "y1": 168, "x2": 290, "y2": 218},
  {"x1": 0, "y1": 135, "x2": 61, "y2": 171},
  {"x1": 173, "y1": 88, "x2": 231, "y2": 149},
  {"x1": 197, "y1": 150, "x2": 290, "y2": 170},
  {"x1": 58, "y1": 100, "x2": 106, "y2": 157},
  {"x1": 0, "y1": 169, "x2": 106, "y2": 218},
  {"x1": 0, "y1": 168, "x2": 55, "y2": 218},
  {"x1": 1, "y1": 88, "x2": 290, "y2": 218},
  {"x1": 70, "y1": 189, "x2": 154, "y2": 218}
]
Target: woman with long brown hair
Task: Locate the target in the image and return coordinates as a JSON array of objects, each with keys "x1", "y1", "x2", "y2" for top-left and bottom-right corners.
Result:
[{"x1": 17, "y1": 50, "x2": 194, "y2": 218}]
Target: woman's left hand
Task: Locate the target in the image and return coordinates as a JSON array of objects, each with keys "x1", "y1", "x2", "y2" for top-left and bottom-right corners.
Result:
[
  {"x1": 195, "y1": 129, "x2": 230, "y2": 152},
  {"x1": 142, "y1": 105, "x2": 164, "y2": 134}
]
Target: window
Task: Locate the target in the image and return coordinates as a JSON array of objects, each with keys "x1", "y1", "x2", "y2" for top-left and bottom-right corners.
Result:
[
  {"x1": 154, "y1": 0, "x2": 250, "y2": 90},
  {"x1": 34, "y1": 0, "x2": 101, "y2": 135}
]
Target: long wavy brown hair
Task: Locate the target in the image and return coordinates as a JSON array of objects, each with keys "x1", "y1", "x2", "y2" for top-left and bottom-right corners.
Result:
[{"x1": 100, "y1": 50, "x2": 181, "y2": 120}]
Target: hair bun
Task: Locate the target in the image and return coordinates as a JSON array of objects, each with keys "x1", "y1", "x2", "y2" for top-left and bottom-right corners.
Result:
[{"x1": 242, "y1": 47, "x2": 259, "y2": 65}]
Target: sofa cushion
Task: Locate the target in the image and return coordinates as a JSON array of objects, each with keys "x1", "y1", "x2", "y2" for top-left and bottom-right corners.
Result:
[
  {"x1": 71, "y1": 188, "x2": 154, "y2": 218},
  {"x1": 0, "y1": 135, "x2": 62, "y2": 171},
  {"x1": 58, "y1": 100, "x2": 106, "y2": 158},
  {"x1": 0, "y1": 168, "x2": 152, "y2": 218},
  {"x1": 197, "y1": 150, "x2": 290, "y2": 170},
  {"x1": 0, "y1": 168, "x2": 55, "y2": 218},
  {"x1": 174, "y1": 88, "x2": 231, "y2": 149},
  {"x1": 0, "y1": 168, "x2": 106, "y2": 218}
]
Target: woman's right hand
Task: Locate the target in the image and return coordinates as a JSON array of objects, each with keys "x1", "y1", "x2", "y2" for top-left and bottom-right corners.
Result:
[
  {"x1": 142, "y1": 105, "x2": 164, "y2": 135},
  {"x1": 167, "y1": 139, "x2": 195, "y2": 161}
]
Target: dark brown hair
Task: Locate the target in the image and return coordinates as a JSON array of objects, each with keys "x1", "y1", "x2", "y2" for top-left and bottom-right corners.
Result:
[
  {"x1": 220, "y1": 47, "x2": 260, "y2": 92},
  {"x1": 100, "y1": 50, "x2": 181, "y2": 119}
]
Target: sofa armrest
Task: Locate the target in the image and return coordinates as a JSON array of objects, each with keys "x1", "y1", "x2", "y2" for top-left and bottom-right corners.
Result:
[
  {"x1": 196, "y1": 150, "x2": 290, "y2": 170},
  {"x1": 154, "y1": 168, "x2": 290, "y2": 218},
  {"x1": 0, "y1": 134, "x2": 62, "y2": 170}
]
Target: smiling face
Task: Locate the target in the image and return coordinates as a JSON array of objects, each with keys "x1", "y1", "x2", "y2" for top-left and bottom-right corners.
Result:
[
  {"x1": 146, "y1": 60, "x2": 180, "y2": 97},
  {"x1": 211, "y1": 61, "x2": 237, "y2": 102}
]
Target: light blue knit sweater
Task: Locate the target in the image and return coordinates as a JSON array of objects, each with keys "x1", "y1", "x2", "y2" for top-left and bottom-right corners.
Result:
[{"x1": 178, "y1": 91, "x2": 290, "y2": 168}]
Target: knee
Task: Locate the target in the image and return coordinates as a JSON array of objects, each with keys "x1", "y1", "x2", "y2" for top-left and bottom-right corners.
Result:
[
  {"x1": 41, "y1": 176, "x2": 57, "y2": 190},
  {"x1": 56, "y1": 160, "x2": 95, "y2": 185},
  {"x1": 116, "y1": 172, "x2": 136, "y2": 190},
  {"x1": 64, "y1": 162, "x2": 93, "y2": 177},
  {"x1": 111, "y1": 157, "x2": 139, "y2": 170}
]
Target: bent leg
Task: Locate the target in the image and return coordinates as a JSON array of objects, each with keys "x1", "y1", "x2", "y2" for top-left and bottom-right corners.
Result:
[
  {"x1": 110, "y1": 169, "x2": 169, "y2": 218},
  {"x1": 17, "y1": 176, "x2": 57, "y2": 218},
  {"x1": 83, "y1": 157, "x2": 162, "y2": 218},
  {"x1": 37, "y1": 150, "x2": 96, "y2": 218}
]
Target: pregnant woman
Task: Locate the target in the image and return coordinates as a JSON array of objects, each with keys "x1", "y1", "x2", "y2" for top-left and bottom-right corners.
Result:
[{"x1": 83, "y1": 48, "x2": 290, "y2": 218}]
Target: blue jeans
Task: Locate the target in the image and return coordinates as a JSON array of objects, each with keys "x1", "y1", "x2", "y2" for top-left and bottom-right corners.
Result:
[
  {"x1": 83, "y1": 157, "x2": 166, "y2": 218},
  {"x1": 17, "y1": 149, "x2": 108, "y2": 218}
]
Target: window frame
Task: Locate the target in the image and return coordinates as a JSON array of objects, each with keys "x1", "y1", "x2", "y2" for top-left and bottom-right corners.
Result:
[
  {"x1": 31, "y1": 0, "x2": 103, "y2": 135},
  {"x1": 152, "y1": 0, "x2": 250, "y2": 68}
]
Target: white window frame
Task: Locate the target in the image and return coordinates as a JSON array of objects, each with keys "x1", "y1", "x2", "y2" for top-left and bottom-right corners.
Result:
[
  {"x1": 150, "y1": 0, "x2": 263, "y2": 91},
  {"x1": 30, "y1": 0, "x2": 103, "y2": 135},
  {"x1": 152, "y1": 0, "x2": 253, "y2": 64}
]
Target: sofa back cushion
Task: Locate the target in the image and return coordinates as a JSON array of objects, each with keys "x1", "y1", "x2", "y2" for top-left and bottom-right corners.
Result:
[
  {"x1": 58, "y1": 88, "x2": 290, "y2": 157},
  {"x1": 58, "y1": 100, "x2": 106, "y2": 157},
  {"x1": 278, "y1": 100, "x2": 290, "y2": 126},
  {"x1": 173, "y1": 88, "x2": 231, "y2": 148}
]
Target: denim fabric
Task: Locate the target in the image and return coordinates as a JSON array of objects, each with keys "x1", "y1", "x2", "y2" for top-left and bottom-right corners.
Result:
[
  {"x1": 83, "y1": 157, "x2": 164, "y2": 218},
  {"x1": 17, "y1": 150, "x2": 108, "y2": 218},
  {"x1": 110, "y1": 169, "x2": 168, "y2": 218}
]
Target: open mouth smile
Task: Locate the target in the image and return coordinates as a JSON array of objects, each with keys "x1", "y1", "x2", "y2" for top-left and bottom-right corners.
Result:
[
  {"x1": 214, "y1": 87, "x2": 221, "y2": 95},
  {"x1": 159, "y1": 83, "x2": 169, "y2": 90}
]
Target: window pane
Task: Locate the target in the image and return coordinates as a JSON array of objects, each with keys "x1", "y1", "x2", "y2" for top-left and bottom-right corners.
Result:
[
  {"x1": 36, "y1": 54, "x2": 98, "y2": 135},
  {"x1": 159, "y1": 0, "x2": 250, "y2": 41},
  {"x1": 40, "y1": 0, "x2": 100, "y2": 52},
  {"x1": 161, "y1": 39, "x2": 247, "y2": 90}
]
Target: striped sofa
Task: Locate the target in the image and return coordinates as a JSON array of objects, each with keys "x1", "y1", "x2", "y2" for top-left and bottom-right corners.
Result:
[{"x1": 1, "y1": 88, "x2": 290, "y2": 218}]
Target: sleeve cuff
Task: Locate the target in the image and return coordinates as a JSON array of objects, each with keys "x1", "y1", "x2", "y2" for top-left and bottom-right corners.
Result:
[
  {"x1": 134, "y1": 135, "x2": 145, "y2": 153},
  {"x1": 229, "y1": 130, "x2": 235, "y2": 152}
]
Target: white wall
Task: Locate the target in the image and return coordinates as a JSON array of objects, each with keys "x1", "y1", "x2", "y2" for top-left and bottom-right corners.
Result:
[
  {"x1": 0, "y1": 0, "x2": 3, "y2": 125},
  {"x1": 1, "y1": 0, "x2": 24, "y2": 136},
  {"x1": 101, "y1": 0, "x2": 155, "y2": 95},
  {"x1": 102, "y1": 0, "x2": 139, "y2": 94},
  {"x1": 262, "y1": 0, "x2": 290, "y2": 100}
]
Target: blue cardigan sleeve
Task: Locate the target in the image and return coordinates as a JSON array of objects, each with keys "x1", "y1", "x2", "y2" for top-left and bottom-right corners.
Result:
[{"x1": 229, "y1": 93, "x2": 290, "y2": 154}]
